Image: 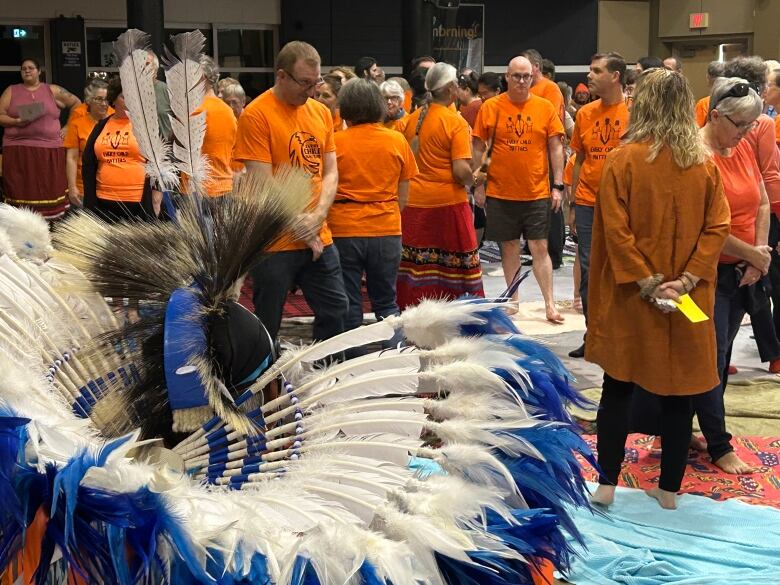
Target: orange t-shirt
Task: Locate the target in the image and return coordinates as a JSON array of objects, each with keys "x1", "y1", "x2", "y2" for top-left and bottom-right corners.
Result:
[
  {"x1": 403, "y1": 90, "x2": 413, "y2": 115},
  {"x1": 695, "y1": 96, "x2": 710, "y2": 128},
  {"x1": 383, "y1": 113, "x2": 409, "y2": 133},
  {"x1": 333, "y1": 109, "x2": 346, "y2": 133},
  {"x1": 570, "y1": 98, "x2": 630, "y2": 206},
  {"x1": 328, "y1": 123, "x2": 418, "y2": 237},
  {"x1": 94, "y1": 116, "x2": 146, "y2": 202},
  {"x1": 402, "y1": 102, "x2": 472, "y2": 208},
  {"x1": 233, "y1": 89, "x2": 336, "y2": 251},
  {"x1": 563, "y1": 156, "x2": 575, "y2": 186},
  {"x1": 472, "y1": 93, "x2": 565, "y2": 202},
  {"x1": 530, "y1": 76, "x2": 565, "y2": 122},
  {"x1": 182, "y1": 95, "x2": 237, "y2": 196},
  {"x1": 713, "y1": 139, "x2": 762, "y2": 264},
  {"x1": 63, "y1": 113, "x2": 102, "y2": 193},
  {"x1": 775, "y1": 116, "x2": 780, "y2": 146}
]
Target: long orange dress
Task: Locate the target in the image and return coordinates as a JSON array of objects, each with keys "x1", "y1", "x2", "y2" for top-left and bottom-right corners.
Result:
[{"x1": 585, "y1": 142, "x2": 731, "y2": 396}]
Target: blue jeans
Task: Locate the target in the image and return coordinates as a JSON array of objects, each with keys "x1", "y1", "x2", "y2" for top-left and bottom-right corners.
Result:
[
  {"x1": 334, "y1": 235, "x2": 402, "y2": 328},
  {"x1": 575, "y1": 204, "x2": 594, "y2": 320},
  {"x1": 250, "y1": 245, "x2": 347, "y2": 341},
  {"x1": 693, "y1": 263, "x2": 746, "y2": 462}
]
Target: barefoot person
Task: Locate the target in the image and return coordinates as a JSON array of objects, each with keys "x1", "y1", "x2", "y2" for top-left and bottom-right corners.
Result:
[
  {"x1": 472, "y1": 55, "x2": 565, "y2": 323},
  {"x1": 696, "y1": 76, "x2": 770, "y2": 474},
  {"x1": 586, "y1": 69, "x2": 730, "y2": 509}
]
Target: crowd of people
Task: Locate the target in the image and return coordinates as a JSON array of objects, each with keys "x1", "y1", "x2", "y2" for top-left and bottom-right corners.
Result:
[{"x1": 1, "y1": 38, "x2": 780, "y2": 510}]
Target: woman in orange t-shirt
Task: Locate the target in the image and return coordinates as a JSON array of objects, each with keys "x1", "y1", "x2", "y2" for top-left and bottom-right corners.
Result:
[
  {"x1": 397, "y1": 63, "x2": 484, "y2": 308},
  {"x1": 315, "y1": 74, "x2": 346, "y2": 133},
  {"x1": 695, "y1": 77, "x2": 771, "y2": 475},
  {"x1": 64, "y1": 79, "x2": 110, "y2": 207},
  {"x1": 328, "y1": 79, "x2": 418, "y2": 337},
  {"x1": 82, "y1": 76, "x2": 157, "y2": 222},
  {"x1": 379, "y1": 80, "x2": 408, "y2": 132}
]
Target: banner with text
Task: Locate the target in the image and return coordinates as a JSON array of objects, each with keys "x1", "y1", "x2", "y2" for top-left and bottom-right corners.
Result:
[{"x1": 432, "y1": 3, "x2": 484, "y2": 72}]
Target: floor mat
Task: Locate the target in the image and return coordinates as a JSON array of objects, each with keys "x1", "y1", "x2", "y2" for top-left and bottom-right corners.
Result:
[
  {"x1": 577, "y1": 434, "x2": 780, "y2": 509},
  {"x1": 562, "y1": 483, "x2": 780, "y2": 585},
  {"x1": 571, "y1": 379, "x2": 780, "y2": 437}
]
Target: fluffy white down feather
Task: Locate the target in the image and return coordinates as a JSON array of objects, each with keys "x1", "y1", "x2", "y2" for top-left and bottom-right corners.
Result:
[{"x1": 0, "y1": 204, "x2": 51, "y2": 262}]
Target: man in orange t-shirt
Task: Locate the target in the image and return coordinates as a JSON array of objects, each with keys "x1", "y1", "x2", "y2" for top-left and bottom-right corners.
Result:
[
  {"x1": 233, "y1": 41, "x2": 347, "y2": 340},
  {"x1": 567, "y1": 52, "x2": 629, "y2": 358},
  {"x1": 696, "y1": 61, "x2": 725, "y2": 128},
  {"x1": 472, "y1": 55, "x2": 565, "y2": 323}
]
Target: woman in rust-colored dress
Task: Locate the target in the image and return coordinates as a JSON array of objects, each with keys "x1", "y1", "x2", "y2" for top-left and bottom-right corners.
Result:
[{"x1": 585, "y1": 68, "x2": 731, "y2": 510}]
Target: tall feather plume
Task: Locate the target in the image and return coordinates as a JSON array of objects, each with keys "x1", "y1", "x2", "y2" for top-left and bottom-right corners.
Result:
[
  {"x1": 163, "y1": 30, "x2": 208, "y2": 195},
  {"x1": 114, "y1": 29, "x2": 178, "y2": 191}
]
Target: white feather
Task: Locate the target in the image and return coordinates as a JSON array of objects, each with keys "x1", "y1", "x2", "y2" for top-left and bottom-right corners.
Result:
[
  {"x1": 163, "y1": 30, "x2": 209, "y2": 195},
  {"x1": 0, "y1": 204, "x2": 52, "y2": 262},
  {"x1": 399, "y1": 298, "x2": 486, "y2": 349},
  {"x1": 114, "y1": 29, "x2": 178, "y2": 191}
]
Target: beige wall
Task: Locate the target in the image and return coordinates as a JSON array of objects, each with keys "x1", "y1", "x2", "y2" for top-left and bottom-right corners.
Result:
[
  {"x1": 0, "y1": 0, "x2": 280, "y2": 24},
  {"x1": 754, "y1": 0, "x2": 780, "y2": 59},
  {"x1": 599, "y1": 1, "x2": 651, "y2": 62},
  {"x1": 658, "y1": 0, "x2": 754, "y2": 38}
]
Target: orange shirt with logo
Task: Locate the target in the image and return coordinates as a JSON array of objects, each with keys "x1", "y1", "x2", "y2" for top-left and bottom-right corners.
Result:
[
  {"x1": 570, "y1": 98, "x2": 630, "y2": 206},
  {"x1": 182, "y1": 95, "x2": 236, "y2": 196},
  {"x1": 713, "y1": 139, "x2": 762, "y2": 264},
  {"x1": 64, "y1": 113, "x2": 102, "y2": 193},
  {"x1": 94, "y1": 117, "x2": 146, "y2": 202},
  {"x1": 473, "y1": 93, "x2": 564, "y2": 202},
  {"x1": 233, "y1": 89, "x2": 336, "y2": 251},
  {"x1": 328, "y1": 123, "x2": 418, "y2": 237},
  {"x1": 695, "y1": 96, "x2": 710, "y2": 128},
  {"x1": 402, "y1": 103, "x2": 472, "y2": 208},
  {"x1": 530, "y1": 76, "x2": 565, "y2": 122}
]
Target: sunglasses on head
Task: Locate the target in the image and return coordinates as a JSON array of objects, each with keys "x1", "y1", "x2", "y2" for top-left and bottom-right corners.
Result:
[{"x1": 711, "y1": 82, "x2": 750, "y2": 112}]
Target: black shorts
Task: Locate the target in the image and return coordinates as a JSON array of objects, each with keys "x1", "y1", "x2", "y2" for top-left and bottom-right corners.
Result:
[{"x1": 485, "y1": 196, "x2": 551, "y2": 242}]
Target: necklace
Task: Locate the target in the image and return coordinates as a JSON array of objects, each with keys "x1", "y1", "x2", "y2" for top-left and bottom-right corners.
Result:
[{"x1": 25, "y1": 83, "x2": 41, "y2": 100}]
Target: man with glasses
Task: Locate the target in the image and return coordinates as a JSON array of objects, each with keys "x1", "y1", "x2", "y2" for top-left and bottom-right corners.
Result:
[
  {"x1": 471, "y1": 55, "x2": 566, "y2": 323},
  {"x1": 233, "y1": 40, "x2": 348, "y2": 342}
]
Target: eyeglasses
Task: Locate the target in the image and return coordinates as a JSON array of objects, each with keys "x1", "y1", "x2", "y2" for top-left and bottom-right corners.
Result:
[
  {"x1": 507, "y1": 73, "x2": 532, "y2": 84},
  {"x1": 284, "y1": 70, "x2": 324, "y2": 90},
  {"x1": 384, "y1": 95, "x2": 402, "y2": 101},
  {"x1": 91, "y1": 96, "x2": 108, "y2": 103},
  {"x1": 723, "y1": 113, "x2": 757, "y2": 134}
]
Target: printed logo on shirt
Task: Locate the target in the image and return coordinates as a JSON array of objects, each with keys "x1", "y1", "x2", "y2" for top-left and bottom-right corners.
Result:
[
  {"x1": 289, "y1": 131, "x2": 322, "y2": 175},
  {"x1": 100, "y1": 130, "x2": 131, "y2": 164},
  {"x1": 503, "y1": 115, "x2": 533, "y2": 152},
  {"x1": 588, "y1": 118, "x2": 622, "y2": 160}
]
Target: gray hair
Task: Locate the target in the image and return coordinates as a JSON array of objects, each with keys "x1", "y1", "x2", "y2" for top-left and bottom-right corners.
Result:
[
  {"x1": 710, "y1": 76, "x2": 762, "y2": 120},
  {"x1": 338, "y1": 78, "x2": 386, "y2": 125},
  {"x1": 707, "y1": 61, "x2": 725, "y2": 78},
  {"x1": 200, "y1": 55, "x2": 219, "y2": 89},
  {"x1": 221, "y1": 81, "x2": 246, "y2": 101},
  {"x1": 84, "y1": 78, "x2": 108, "y2": 102},
  {"x1": 425, "y1": 62, "x2": 457, "y2": 97},
  {"x1": 387, "y1": 76, "x2": 411, "y2": 92},
  {"x1": 379, "y1": 80, "x2": 404, "y2": 99}
]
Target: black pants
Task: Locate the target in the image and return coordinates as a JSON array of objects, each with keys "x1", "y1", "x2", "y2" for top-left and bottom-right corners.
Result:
[
  {"x1": 597, "y1": 373, "x2": 694, "y2": 492},
  {"x1": 749, "y1": 215, "x2": 780, "y2": 361}
]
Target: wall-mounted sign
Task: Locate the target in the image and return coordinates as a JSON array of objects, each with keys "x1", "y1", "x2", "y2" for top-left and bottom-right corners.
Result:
[
  {"x1": 62, "y1": 41, "x2": 82, "y2": 68},
  {"x1": 432, "y1": 3, "x2": 484, "y2": 72},
  {"x1": 689, "y1": 12, "x2": 709, "y2": 29}
]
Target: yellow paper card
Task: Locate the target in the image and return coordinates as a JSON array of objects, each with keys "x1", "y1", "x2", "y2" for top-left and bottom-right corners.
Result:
[{"x1": 674, "y1": 294, "x2": 709, "y2": 323}]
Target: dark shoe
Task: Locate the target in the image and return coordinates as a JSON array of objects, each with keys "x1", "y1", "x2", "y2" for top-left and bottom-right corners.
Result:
[{"x1": 568, "y1": 343, "x2": 585, "y2": 358}]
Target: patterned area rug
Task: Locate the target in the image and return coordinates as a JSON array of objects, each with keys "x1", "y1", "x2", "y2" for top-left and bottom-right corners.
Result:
[{"x1": 578, "y1": 433, "x2": 780, "y2": 509}]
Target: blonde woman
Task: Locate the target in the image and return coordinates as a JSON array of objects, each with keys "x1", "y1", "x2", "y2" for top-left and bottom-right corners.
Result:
[{"x1": 585, "y1": 69, "x2": 731, "y2": 510}]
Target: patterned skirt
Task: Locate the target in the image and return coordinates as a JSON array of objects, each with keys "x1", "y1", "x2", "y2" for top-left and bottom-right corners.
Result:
[
  {"x1": 397, "y1": 201, "x2": 484, "y2": 309},
  {"x1": 2, "y1": 145, "x2": 68, "y2": 220}
]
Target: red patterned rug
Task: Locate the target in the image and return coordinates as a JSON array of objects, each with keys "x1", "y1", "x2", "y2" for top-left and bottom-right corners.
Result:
[
  {"x1": 579, "y1": 433, "x2": 780, "y2": 509},
  {"x1": 238, "y1": 276, "x2": 372, "y2": 319}
]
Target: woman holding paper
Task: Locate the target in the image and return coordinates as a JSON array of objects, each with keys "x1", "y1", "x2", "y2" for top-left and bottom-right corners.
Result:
[
  {"x1": 693, "y1": 77, "x2": 770, "y2": 475},
  {"x1": 585, "y1": 69, "x2": 731, "y2": 510},
  {"x1": 0, "y1": 58, "x2": 80, "y2": 220}
]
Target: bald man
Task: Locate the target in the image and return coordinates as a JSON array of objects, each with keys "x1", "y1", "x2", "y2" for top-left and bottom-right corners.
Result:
[
  {"x1": 471, "y1": 56, "x2": 566, "y2": 323},
  {"x1": 663, "y1": 56, "x2": 682, "y2": 72}
]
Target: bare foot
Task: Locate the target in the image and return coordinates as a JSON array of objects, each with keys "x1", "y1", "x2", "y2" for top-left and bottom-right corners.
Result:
[
  {"x1": 713, "y1": 451, "x2": 756, "y2": 474},
  {"x1": 690, "y1": 435, "x2": 707, "y2": 451},
  {"x1": 545, "y1": 305, "x2": 565, "y2": 324},
  {"x1": 590, "y1": 484, "x2": 615, "y2": 507},
  {"x1": 646, "y1": 487, "x2": 678, "y2": 509}
]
